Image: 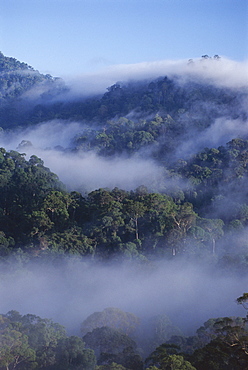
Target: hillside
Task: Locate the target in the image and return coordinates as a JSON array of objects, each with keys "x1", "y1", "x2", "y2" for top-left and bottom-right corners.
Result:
[
  {"x1": 0, "y1": 53, "x2": 247, "y2": 131},
  {"x1": 0, "y1": 53, "x2": 247, "y2": 267},
  {"x1": 0, "y1": 54, "x2": 247, "y2": 369},
  {"x1": 0, "y1": 52, "x2": 67, "y2": 127}
]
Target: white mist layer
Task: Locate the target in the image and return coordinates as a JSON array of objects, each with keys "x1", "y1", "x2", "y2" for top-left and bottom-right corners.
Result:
[
  {"x1": 0, "y1": 120, "x2": 82, "y2": 150},
  {"x1": 1, "y1": 115, "x2": 248, "y2": 192},
  {"x1": 176, "y1": 117, "x2": 248, "y2": 159},
  {"x1": 0, "y1": 259, "x2": 246, "y2": 336},
  {"x1": 64, "y1": 57, "x2": 248, "y2": 96},
  {"x1": 0, "y1": 120, "x2": 165, "y2": 192},
  {"x1": 38, "y1": 150, "x2": 163, "y2": 192}
]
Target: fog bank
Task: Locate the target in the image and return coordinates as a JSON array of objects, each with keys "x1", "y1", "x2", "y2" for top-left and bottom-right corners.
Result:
[
  {"x1": 0, "y1": 258, "x2": 246, "y2": 336},
  {"x1": 64, "y1": 57, "x2": 248, "y2": 97},
  {"x1": 0, "y1": 120, "x2": 166, "y2": 192}
]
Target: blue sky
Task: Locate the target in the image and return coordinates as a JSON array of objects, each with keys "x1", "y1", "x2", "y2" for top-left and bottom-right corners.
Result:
[{"x1": 0, "y1": 0, "x2": 247, "y2": 78}]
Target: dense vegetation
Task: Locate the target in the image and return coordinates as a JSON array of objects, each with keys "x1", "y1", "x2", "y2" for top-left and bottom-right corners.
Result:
[
  {"x1": 0, "y1": 302, "x2": 247, "y2": 370},
  {"x1": 0, "y1": 52, "x2": 66, "y2": 128},
  {"x1": 0, "y1": 53, "x2": 247, "y2": 369},
  {"x1": 0, "y1": 143, "x2": 248, "y2": 270},
  {"x1": 0, "y1": 53, "x2": 246, "y2": 130}
]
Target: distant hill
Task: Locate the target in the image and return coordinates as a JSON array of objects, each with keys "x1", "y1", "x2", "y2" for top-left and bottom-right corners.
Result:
[
  {"x1": 0, "y1": 52, "x2": 66, "y2": 127},
  {"x1": 0, "y1": 52, "x2": 62, "y2": 102},
  {"x1": 0, "y1": 52, "x2": 247, "y2": 130}
]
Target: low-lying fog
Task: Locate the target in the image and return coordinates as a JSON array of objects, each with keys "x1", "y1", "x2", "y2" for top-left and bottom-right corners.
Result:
[
  {"x1": 0, "y1": 115, "x2": 247, "y2": 193},
  {"x1": 0, "y1": 258, "x2": 246, "y2": 336},
  {"x1": 63, "y1": 57, "x2": 248, "y2": 96},
  {"x1": 0, "y1": 121, "x2": 165, "y2": 192}
]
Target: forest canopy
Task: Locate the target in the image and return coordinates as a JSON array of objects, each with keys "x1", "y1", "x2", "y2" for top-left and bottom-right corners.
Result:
[{"x1": 0, "y1": 53, "x2": 247, "y2": 369}]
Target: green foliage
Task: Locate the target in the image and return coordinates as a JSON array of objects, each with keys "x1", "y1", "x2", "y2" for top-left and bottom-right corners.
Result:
[
  {"x1": 53, "y1": 336, "x2": 96, "y2": 370},
  {"x1": 81, "y1": 308, "x2": 140, "y2": 337},
  {"x1": 236, "y1": 293, "x2": 248, "y2": 308},
  {"x1": 0, "y1": 325, "x2": 37, "y2": 370},
  {"x1": 143, "y1": 315, "x2": 183, "y2": 355},
  {"x1": 236, "y1": 293, "x2": 248, "y2": 324},
  {"x1": 164, "y1": 315, "x2": 248, "y2": 370},
  {"x1": 0, "y1": 148, "x2": 241, "y2": 263},
  {"x1": 96, "y1": 363, "x2": 129, "y2": 370},
  {"x1": 5, "y1": 311, "x2": 67, "y2": 368},
  {"x1": 0, "y1": 304, "x2": 247, "y2": 370},
  {"x1": 83, "y1": 326, "x2": 142, "y2": 370},
  {"x1": 145, "y1": 313, "x2": 248, "y2": 369},
  {"x1": 0, "y1": 52, "x2": 66, "y2": 127},
  {"x1": 145, "y1": 343, "x2": 196, "y2": 370},
  {"x1": 0, "y1": 49, "x2": 246, "y2": 138},
  {"x1": 0, "y1": 311, "x2": 96, "y2": 370},
  {"x1": 160, "y1": 354, "x2": 196, "y2": 370},
  {"x1": 190, "y1": 335, "x2": 248, "y2": 370}
]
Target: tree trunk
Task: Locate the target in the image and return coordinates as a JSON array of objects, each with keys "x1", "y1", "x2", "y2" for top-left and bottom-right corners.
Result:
[
  {"x1": 212, "y1": 238, "x2": 216, "y2": 255},
  {"x1": 135, "y1": 217, "x2": 139, "y2": 240}
]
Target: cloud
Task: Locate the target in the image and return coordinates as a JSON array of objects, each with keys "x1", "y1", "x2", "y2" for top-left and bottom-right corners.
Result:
[
  {"x1": 32, "y1": 149, "x2": 164, "y2": 193},
  {"x1": 175, "y1": 117, "x2": 248, "y2": 159},
  {"x1": 0, "y1": 120, "x2": 82, "y2": 150},
  {"x1": 63, "y1": 57, "x2": 248, "y2": 97},
  {"x1": 0, "y1": 258, "x2": 246, "y2": 335},
  {"x1": 0, "y1": 120, "x2": 165, "y2": 192}
]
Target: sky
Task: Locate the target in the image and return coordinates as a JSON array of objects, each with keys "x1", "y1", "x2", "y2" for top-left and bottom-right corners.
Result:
[{"x1": 1, "y1": 0, "x2": 247, "y2": 79}]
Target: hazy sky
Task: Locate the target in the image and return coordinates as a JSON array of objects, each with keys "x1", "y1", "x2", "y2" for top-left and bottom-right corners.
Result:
[{"x1": 1, "y1": 0, "x2": 247, "y2": 78}]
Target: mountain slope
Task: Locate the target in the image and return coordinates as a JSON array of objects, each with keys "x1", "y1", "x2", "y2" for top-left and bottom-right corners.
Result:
[{"x1": 0, "y1": 52, "x2": 247, "y2": 131}]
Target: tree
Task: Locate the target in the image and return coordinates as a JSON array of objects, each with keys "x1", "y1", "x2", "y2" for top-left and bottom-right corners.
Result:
[
  {"x1": 197, "y1": 218, "x2": 224, "y2": 255},
  {"x1": 42, "y1": 191, "x2": 71, "y2": 231},
  {"x1": 191, "y1": 337, "x2": 248, "y2": 370},
  {"x1": 144, "y1": 193, "x2": 176, "y2": 235},
  {"x1": 47, "y1": 227, "x2": 95, "y2": 256},
  {"x1": 99, "y1": 346, "x2": 143, "y2": 370},
  {"x1": 81, "y1": 308, "x2": 140, "y2": 337},
  {"x1": 124, "y1": 200, "x2": 147, "y2": 240},
  {"x1": 96, "y1": 363, "x2": 128, "y2": 370},
  {"x1": 236, "y1": 293, "x2": 248, "y2": 312},
  {"x1": 0, "y1": 330, "x2": 37, "y2": 370},
  {"x1": 159, "y1": 354, "x2": 196, "y2": 370},
  {"x1": 53, "y1": 336, "x2": 96, "y2": 370},
  {"x1": 145, "y1": 343, "x2": 196, "y2": 370},
  {"x1": 167, "y1": 203, "x2": 197, "y2": 255},
  {"x1": 140, "y1": 314, "x2": 182, "y2": 356},
  {"x1": 0, "y1": 231, "x2": 15, "y2": 256},
  {"x1": 83, "y1": 326, "x2": 138, "y2": 360},
  {"x1": 190, "y1": 316, "x2": 248, "y2": 369},
  {"x1": 4, "y1": 311, "x2": 66, "y2": 369},
  {"x1": 0, "y1": 311, "x2": 97, "y2": 370}
]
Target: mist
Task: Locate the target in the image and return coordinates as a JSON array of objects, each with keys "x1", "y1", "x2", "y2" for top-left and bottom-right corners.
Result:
[
  {"x1": 0, "y1": 120, "x2": 166, "y2": 192},
  {"x1": 175, "y1": 116, "x2": 248, "y2": 160},
  {"x1": 0, "y1": 257, "x2": 246, "y2": 336},
  {"x1": 1, "y1": 114, "x2": 247, "y2": 193},
  {"x1": 39, "y1": 151, "x2": 164, "y2": 192},
  {"x1": 63, "y1": 57, "x2": 248, "y2": 97}
]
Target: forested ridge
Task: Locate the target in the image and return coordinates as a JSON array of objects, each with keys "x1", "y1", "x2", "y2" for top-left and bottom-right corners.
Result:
[
  {"x1": 0, "y1": 53, "x2": 248, "y2": 369},
  {"x1": 1, "y1": 138, "x2": 248, "y2": 268}
]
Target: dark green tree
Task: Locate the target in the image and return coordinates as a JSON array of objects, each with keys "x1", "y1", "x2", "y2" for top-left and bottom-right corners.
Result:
[
  {"x1": 81, "y1": 308, "x2": 140, "y2": 337},
  {"x1": 53, "y1": 336, "x2": 96, "y2": 370}
]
